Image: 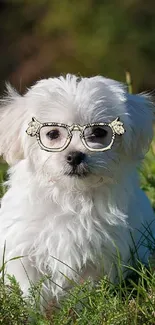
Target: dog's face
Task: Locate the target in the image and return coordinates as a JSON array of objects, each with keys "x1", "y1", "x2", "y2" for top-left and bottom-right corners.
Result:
[{"x1": 0, "y1": 75, "x2": 154, "y2": 189}]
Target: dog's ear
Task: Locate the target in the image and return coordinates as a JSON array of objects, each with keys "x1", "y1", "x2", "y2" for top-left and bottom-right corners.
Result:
[
  {"x1": 125, "y1": 92, "x2": 155, "y2": 158},
  {"x1": 102, "y1": 77, "x2": 154, "y2": 159},
  {"x1": 0, "y1": 84, "x2": 26, "y2": 165}
]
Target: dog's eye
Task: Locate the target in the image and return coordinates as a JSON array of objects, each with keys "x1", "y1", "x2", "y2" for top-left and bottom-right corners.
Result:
[
  {"x1": 92, "y1": 127, "x2": 107, "y2": 138},
  {"x1": 84, "y1": 125, "x2": 112, "y2": 150},
  {"x1": 46, "y1": 129, "x2": 60, "y2": 140}
]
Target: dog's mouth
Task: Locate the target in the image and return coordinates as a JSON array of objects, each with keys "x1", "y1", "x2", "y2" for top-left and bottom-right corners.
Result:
[
  {"x1": 65, "y1": 170, "x2": 90, "y2": 178},
  {"x1": 64, "y1": 165, "x2": 90, "y2": 178}
]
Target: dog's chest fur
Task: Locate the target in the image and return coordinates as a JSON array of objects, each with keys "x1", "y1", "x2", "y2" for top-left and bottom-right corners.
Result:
[
  {"x1": 1, "y1": 161, "x2": 139, "y2": 297},
  {"x1": 2, "y1": 169, "x2": 128, "y2": 288},
  {"x1": 24, "y1": 190, "x2": 109, "y2": 275},
  {"x1": 24, "y1": 192, "x2": 126, "y2": 293}
]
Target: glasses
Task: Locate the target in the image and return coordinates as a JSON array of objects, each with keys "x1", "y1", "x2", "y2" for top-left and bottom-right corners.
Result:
[{"x1": 26, "y1": 117, "x2": 125, "y2": 152}]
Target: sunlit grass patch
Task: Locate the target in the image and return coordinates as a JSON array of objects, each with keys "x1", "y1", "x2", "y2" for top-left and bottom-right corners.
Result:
[{"x1": 0, "y1": 263, "x2": 155, "y2": 325}]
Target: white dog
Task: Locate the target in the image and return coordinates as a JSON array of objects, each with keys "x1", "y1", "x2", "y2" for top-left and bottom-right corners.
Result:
[{"x1": 0, "y1": 74, "x2": 154, "y2": 304}]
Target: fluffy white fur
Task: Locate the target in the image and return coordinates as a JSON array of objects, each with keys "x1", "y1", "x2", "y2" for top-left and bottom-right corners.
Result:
[{"x1": 0, "y1": 74, "x2": 155, "y2": 304}]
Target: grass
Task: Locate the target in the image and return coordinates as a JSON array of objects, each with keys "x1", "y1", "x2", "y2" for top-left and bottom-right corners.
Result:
[
  {"x1": 0, "y1": 146, "x2": 155, "y2": 324},
  {"x1": 0, "y1": 262, "x2": 155, "y2": 324}
]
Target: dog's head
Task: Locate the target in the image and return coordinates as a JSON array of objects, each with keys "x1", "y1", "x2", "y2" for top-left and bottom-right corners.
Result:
[{"x1": 0, "y1": 75, "x2": 154, "y2": 188}]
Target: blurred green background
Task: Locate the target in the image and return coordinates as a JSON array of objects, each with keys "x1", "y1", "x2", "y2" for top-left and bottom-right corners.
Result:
[
  {"x1": 0, "y1": 0, "x2": 155, "y2": 205},
  {"x1": 0, "y1": 0, "x2": 155, "y2": 94}
]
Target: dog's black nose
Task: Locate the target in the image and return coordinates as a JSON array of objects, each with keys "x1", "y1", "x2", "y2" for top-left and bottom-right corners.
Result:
[{"x1": 67, "y1": 151, "x2": 86, "y2": 166}]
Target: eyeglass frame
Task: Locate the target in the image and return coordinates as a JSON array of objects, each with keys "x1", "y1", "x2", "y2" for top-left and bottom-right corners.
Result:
[{"x1": 26, "y1": 116, "x2": 125, "y2": 152}]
